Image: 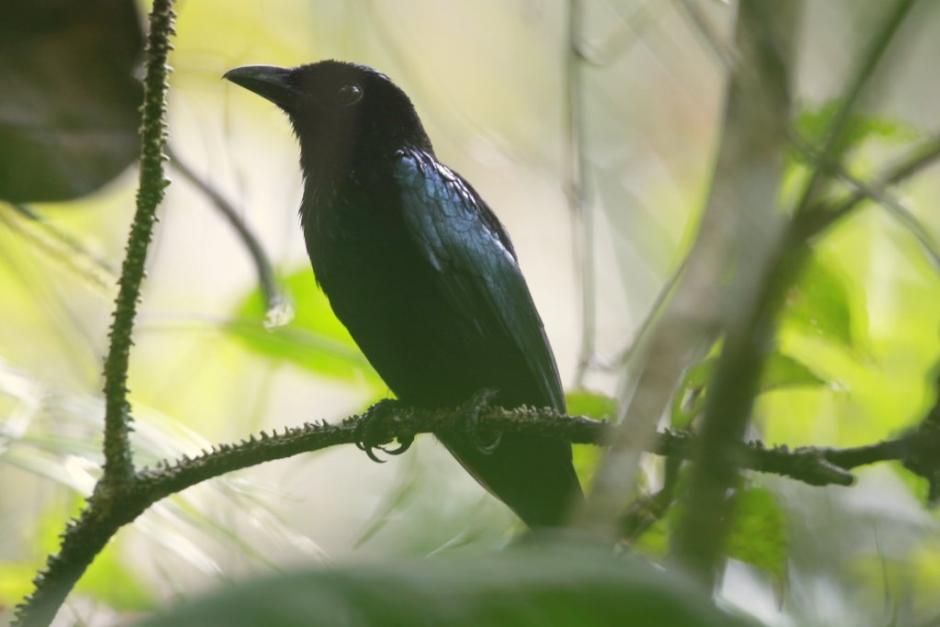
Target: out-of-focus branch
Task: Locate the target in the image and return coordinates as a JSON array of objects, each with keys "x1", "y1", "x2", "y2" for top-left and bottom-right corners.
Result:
[
  {"x1": 611, "y1": 252, "x2": 690, "y2": 369},
  {"x1": 566, "y1": 0, "x2": 596, "y2": 389},
  {"x1": 0, "y1": 202, "x2": 116, "y2": 290},
  {"x1": 676, "y1": 0, "x2": 939, "y2": 270},
  {"x1": 577, "y1": 0, "x2": 799, "y2": 540},
  {"x1": 793, "y1": 0, "x2": 920, "y2": 217},
  {"x1": 804, "y1": 133, "x2": 940, "y2": 237},
  {"x1": 167, "y1": 147, "x2": 290, "y2": 324},
  {"x1": 673, "y1": 0, "x2": 918, "y2": 587},
  {"x1": 574, "y1": 1, "x2": 665, "y2": 67},
  {"x1": 789, "y1": 131, "x2": 940, "y2": 271}
]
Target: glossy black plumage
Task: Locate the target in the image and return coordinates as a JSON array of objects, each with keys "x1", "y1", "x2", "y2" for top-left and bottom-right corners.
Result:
[{"x1": 224, "y1": 60, "x2": 582, "y2": 527}]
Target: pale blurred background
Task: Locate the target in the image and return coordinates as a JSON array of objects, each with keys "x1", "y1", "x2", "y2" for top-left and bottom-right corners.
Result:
[{"x1": 3, "y1": 1, "x2": 940, "y2": 625}]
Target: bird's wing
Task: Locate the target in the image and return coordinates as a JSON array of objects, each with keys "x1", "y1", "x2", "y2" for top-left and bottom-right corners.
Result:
[{"x1": 392, "y1": 148, "x2": 565, "y2": 411}]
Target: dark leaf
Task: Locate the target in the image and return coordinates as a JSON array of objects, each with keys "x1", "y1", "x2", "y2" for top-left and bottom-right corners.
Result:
[
  {"x1": 136, "y1": 544, "x2": 762, "y2": 627},
  {"x1": 0, "y1": 0, "x2": 143, "y2": 202}
]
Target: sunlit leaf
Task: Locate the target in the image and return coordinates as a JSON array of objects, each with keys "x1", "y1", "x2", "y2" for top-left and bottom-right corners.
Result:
[
  {"x1": 566, "y1": 391, "x2": 614, "y2": 486},
  {"x1": 792, "y1": 100, "x2": 917, "y2": 162},
  {"x1": 758, "y1": 352, "x2": 827, "y2": 390},
  {"x1": 137, "y1": 544, "x2": 761, "y2": 627},
  {"x1": 566, "y1": 390, "x2": 616, "y2": 420},
  {"x1": 228, "y1": 268, "x2": 379, "y2": 383},
  {"x1": 671, "y1": 352, "x2": 826, "y2": 427},
  {"x1": 725, "y1": 487, "x2": 788, "y2": 581},
  {"x1": 781, "y1": 255, "x2": 860, "y2": 350},
  {"x1": 0, "y1": 0, "x2": 143, "y2": 202}
]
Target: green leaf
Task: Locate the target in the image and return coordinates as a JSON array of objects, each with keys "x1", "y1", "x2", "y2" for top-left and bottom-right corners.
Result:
[
  {"x1": 725, "y1": 487, "x2": 788, "y2": 581},
  {"x1": 781, "y1": 255, "x2": 858, "y2": 349},
  {"x1": 566, "y1": 391, "x2": 615, "y2": 485},
  {"x1": 566, "y1": 391, "x2": 616, "y2": 420},
  {"x1": 758, "y1": 352, "x2": 827, "y2": 390},
  {"x1": 793, "y1": 100, "x2": 917, "y2": 161},
  {"x1": 671, "y1": 352, "x2": 825, "y2": 428},
  {"x1": 228, "y1": 268, "x2": 379, "y2": 383},
  {"x1": 137, "y1": 543, "x2": 761, "y2": 627}
]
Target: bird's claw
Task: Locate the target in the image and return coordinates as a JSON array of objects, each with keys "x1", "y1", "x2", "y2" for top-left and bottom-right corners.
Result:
[
  {"x1": 354, "y1": 399, "x2": 414, "y2": 463},
  {"x1": 459, "y1": 388, "x2": 503, "y2": 455}
]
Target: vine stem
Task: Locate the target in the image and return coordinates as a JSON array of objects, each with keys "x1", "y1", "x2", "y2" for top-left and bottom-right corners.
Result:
[
  {"x1": 12, "y1": 2, "x2": 177, "y2": 625},
  {"x1": 100, "y1": 0, "x2": 176, "y2": 487}
]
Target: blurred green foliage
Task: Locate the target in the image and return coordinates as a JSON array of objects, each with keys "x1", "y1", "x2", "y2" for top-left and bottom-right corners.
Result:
[
  {"x1": 672, "y1": 351, "x2": 827, "y2": 428},
  {"x1": 229, "y1": 268, "x2": 380, "y2": 385},
  {"x1": 137, "y1": 544, "x2": 759, "y2": 627},
  {"x1": 2, "y1": 0, "x2": 940, "y2": 626}
]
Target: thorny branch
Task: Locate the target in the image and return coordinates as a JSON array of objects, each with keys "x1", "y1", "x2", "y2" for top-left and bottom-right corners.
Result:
[
  {"x1": 15, "y1": 392, "x2": 940, "y2": 625},
  {"x1": 99, "y1": 0, "x2": 175, "y2": 486}
]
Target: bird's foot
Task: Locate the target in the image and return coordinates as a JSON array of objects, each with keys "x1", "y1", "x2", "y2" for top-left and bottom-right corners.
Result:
[
  {"x1": 458, "y1": 388, "x2": 503, "y2": 455},
  {"x1": 354, "y1": 398, "x2": 415, "y2": 463}
]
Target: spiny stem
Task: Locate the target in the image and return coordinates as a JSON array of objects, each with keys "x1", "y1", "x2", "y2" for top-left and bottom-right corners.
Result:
[{"x1": 100, "y1": 0, "x2": 176, "y2": 486}]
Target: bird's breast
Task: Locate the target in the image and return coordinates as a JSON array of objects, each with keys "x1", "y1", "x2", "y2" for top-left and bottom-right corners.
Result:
[{"x1": 301, "y1": 180, "x2": 423, "y2": 313}]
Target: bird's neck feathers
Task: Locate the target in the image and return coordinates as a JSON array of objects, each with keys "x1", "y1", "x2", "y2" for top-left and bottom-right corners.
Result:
[
  {"x1": 292, "y1": 85, "x2": 433, "y2": 188},
  {"x1": 294, "y1": 114, "x2": 432, "y2": 208}
]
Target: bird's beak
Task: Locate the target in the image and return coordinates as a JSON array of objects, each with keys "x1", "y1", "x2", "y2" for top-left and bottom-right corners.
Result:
[{"x1": 223, "y1": 65, "x2": 298, "y2": 110}]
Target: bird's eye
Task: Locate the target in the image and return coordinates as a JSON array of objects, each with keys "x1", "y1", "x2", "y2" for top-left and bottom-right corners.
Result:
[{"x1": 336, "y1": 83, "x2": 363, "y2": 106}]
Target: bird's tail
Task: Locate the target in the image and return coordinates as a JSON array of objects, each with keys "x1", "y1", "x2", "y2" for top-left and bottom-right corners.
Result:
[{"x1": 435, "y1": 432, "x2": 583, "y2": 528}]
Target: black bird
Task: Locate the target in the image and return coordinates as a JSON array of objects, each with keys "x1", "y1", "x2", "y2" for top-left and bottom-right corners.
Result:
[{"x1": 224, "y1": 60, "x2": 582, "y2": 527}]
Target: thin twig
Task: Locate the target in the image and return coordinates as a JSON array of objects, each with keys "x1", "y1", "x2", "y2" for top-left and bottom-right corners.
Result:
[
  {"x1": 793, "y1": 0, "x2": 918, "y2": 216},
  {"x1": 807, "y1": 134, "x2": 940, "y2": 236},
  {"x1": 566, "y1": 0, "x2": 596, "y2": 389},
  {"x1": 167, "y1": 147, "x2": 290, "y2": 323},
  {"x1": 673, "y1": 0, "x2": 737, "y2": 70},
  {"x1": 0, "y1": 203, "x2": 116, "y2": 290},
  {"x1": 676, "y1": 0, "x2": 939, "y2": 264},
  {"x1": 612, "y1": 251, "x2": 691, "y2": 369},
  {"x1": 574, "y1": 1, "x2": 665, "y2": 67},
  {"x1": 789, "y1": 131, "x2": 940, "y2": 271}
]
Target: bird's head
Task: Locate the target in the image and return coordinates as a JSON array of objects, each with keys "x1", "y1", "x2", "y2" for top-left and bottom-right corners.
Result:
[{"x1": 224, "y1": 60, "x2": 432, "y2": 177}]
